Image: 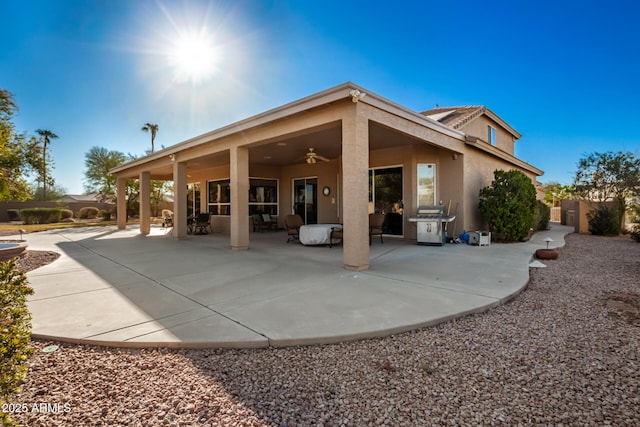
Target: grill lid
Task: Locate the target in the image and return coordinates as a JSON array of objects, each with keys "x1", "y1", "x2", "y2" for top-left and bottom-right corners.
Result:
[{"x1": 416, "y1": 205, "x2": 444, "y2": 216}]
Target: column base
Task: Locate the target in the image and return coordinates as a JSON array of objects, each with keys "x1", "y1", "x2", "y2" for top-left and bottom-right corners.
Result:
[{"x1": 344, "y1": 263, "x2": 369, "y2": 271}]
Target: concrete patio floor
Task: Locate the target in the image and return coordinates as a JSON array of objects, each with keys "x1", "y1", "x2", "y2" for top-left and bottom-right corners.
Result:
[{"x1": 19, "y1": 223, "x2": 572, "y2": 348}]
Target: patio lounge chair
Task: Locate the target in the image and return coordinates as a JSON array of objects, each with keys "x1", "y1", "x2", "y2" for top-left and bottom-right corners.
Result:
[
  {"x1": 193, "y1": 213, "x2": 211, "y2": 235},
  {"x1": 252, "y1": 214, "x2": 269, "y2": 232},
  {"x1": 285, "y1": 214, "x2": 304, "y2": 243},
  {"x1": 161, "y1": 209, "x2": 174, "y2": 228},
  {"x1": 369, "y1": 213, "x2": 384, "y2": 245},
  {"x1": 262, "y1": 213, "x2": 278, "y2": 231}
]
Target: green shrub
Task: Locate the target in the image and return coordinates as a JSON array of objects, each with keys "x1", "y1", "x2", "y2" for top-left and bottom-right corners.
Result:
[
  {"x1": 78, "y1": 207, "x2": 99, "y2": 219},
  {"x1": 0, "y1": 259, "x2": 34, "y2": 427},
  {"x1": 99, "y1": 209, "x2": 111, "y2": 221},
  {"x1": 19, "y1": 208, "x2": 61, "y2": 225},
  {"x1": 60, "y1": 209, "x2": 74, "y2": 220},
  {"x1": 532, "y1": 200, "x2": 551, "y2": 231},
  {"x1": 587, "y1": 206, "x2": 621, "y2": 236},
  {"x1": 7, "y1": 210, "x2": 20, "y2": 222},
  {"x1": 630, "y1": 224, "x2": 640, "y2": 242},
  {"x1": 479, "y1": 169, "x2": 537, "y2": 242}
]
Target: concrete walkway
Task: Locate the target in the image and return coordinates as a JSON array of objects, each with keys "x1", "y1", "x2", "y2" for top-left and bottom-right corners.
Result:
[{"x1": 19, "y1": 224, "x2": 572, "y2": 348}]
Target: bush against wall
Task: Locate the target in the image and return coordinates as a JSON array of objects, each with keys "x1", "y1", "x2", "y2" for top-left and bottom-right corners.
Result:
[
  {"x1": 19, "y1": 208, "x2": 61, "y2": 224},
  {"x1": 532, "y1": 200, "x2": 551, "y2": 231},
  {"x1": 587, "y1": 205, "x2": 621, "y2": 236},
  {"x1": 479, "y1": 169, "x2": 537, "y2": 242},
  {"x1": 7, "y1": 210, "x2": 20, "y2": 222},
  {"x1": 60, "y1": 209, "x2": 73, "y2": 220},
  {"x1": 77, "y1": 206, "x2": 99, "y2": 219},
  {"x1": 0, "y1": 259, "x2": 34, "y2": 426}
]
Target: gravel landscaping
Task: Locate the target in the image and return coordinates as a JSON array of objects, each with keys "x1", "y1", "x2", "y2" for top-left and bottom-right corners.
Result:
[{"x1": 7, "y1": 233, "x2": 640, "y2": 426}]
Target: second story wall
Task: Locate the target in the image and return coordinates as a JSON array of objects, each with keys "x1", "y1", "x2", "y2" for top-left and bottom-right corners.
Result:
[{"x1": 459, "y1": 115, "x2": 516, "y2": 156}]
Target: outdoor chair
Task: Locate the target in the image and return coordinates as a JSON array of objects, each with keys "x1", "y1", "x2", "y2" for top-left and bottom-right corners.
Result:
[
  {"x1": 285, "y1": 214, "x2": 304, "y2": 243},
  {"x1": 329, "y1": 226, "x2": 343, "y2": 248},
  {"x1": 369, "y1": 213, "x2": 384, "y2": 245},
  {"x1": 252, "y1": 214, "x2": 269, "y2": 232},
  {"x1": 193, "y1": 213, "x2": 211, "y2": 235},
  {"x1": 161, "y1": 209, "x2": 174, "y2": 228},
  {"x1": 262, "y1": 213, "x2": 279, "y2": 231}
]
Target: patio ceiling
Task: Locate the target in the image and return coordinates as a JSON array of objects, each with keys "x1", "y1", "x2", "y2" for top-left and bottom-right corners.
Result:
[{"x1": 249, "y1": 121, "x2": 442, "y2": 167}]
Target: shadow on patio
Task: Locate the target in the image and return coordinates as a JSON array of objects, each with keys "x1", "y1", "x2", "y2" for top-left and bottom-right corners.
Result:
[{"x1": 25, "y1": 224, "x2": 572, "y2": 348}]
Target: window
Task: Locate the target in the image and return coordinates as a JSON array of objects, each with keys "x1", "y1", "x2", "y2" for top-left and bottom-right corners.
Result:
[
  {"x1": 417, "y1": 163, "x2": 436, "y2": 206},
  {"x1": 208, "y1": 178, "x2": 279, "y2": 216},
  {"x1": 187, "y1": 183, "x2": 201, "y2": 217},
  {"x1": 249, "y1": 178, "x2": 278, "y2": 216},
  {"x1": 208, "y1": 179, "x2": 231, "y2": 215},
  {"x1": 488, "y1": 125, "x2": 496, "y2": 146}
]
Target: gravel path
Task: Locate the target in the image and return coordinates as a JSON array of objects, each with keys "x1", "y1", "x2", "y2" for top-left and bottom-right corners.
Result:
[{"x1": 7, "y1": 233, "x2": 640, "y2": 426}]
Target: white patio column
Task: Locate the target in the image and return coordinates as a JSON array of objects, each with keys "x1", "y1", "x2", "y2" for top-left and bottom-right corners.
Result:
[
  {"x1": 117, "y1": 176, "x2": 127, "y2": 230},
  {"x1": 139, "y1": 171, "x2": 151, "y2": 235},
  {"x1": 230, "y1": 146, "x2": 249, "y2": 250},
  {"x1": 341, "y1": 104, "x2": 370, "y2": 271},
  {"x1": 173, "y1": 160, "x2": 188, "y2": 238}
]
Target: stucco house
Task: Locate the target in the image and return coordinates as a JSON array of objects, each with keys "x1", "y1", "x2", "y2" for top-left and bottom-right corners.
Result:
[{"x1": 110, "y1": 82, "x2": 542, "y2": 271}]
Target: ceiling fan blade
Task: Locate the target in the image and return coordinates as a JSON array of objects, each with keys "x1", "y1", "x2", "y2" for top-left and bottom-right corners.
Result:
[{"x1": 315, "y1": 154, "x2": 330, "y2": 162}]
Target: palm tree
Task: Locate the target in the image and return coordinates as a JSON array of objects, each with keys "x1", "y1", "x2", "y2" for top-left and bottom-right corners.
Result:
[
  {"x1": 35, "y1": 129, "x2": 58, "y2": 201},
  {"x1": 141, "y1": 123, "x2": 159, "y2": 153}
]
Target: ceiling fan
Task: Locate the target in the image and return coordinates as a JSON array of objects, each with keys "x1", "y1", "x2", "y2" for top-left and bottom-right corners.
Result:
[{"x1": 304, "y1": 148, "x2": 330, "y2": 164}]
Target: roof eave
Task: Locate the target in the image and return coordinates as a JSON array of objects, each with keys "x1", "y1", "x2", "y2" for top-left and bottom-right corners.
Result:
[
  {"x1": 110, "y1": 82, "x2": 466, "y2": 175},
  {"x1": 465, "y1": 136, "x2": 543, "y2": 176}
]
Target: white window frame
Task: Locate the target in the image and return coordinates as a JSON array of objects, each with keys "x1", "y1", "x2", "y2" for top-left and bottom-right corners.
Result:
[
  {"x1": 488, "y1": 125, "x2": 497, "y2": 146},
  {"x1": 417, "y1": 163, "x2": 436, "y2": 207}
]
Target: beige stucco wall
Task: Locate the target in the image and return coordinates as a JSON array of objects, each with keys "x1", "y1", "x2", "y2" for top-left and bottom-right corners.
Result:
[
  {"x1": 280, "y1": 159, "x2": 341, "y2": 224},
  {"x1": 460, "y1": 116, "x2": 516, "y2": 156},
  {"x1": 462, "y1": 146, "x2": 538, "y2": 231}
]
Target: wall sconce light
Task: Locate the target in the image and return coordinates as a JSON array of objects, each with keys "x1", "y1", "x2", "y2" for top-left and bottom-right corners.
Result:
[
  {"x1": 169, "y1": 154, "x2": 176, "y2": 162},
  {"x1": 349, "y1": 89, "x2": 367, "y2": 103}
]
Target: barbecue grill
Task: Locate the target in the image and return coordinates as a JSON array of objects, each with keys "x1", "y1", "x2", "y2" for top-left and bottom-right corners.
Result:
[{"x1": 408, "y1": 205, "x2": 456, "y2": 246}]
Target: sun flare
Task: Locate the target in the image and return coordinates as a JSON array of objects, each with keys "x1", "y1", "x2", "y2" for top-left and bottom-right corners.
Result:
[{"x1": 167, "y1": 29, "x2": 220, "y2": 85}]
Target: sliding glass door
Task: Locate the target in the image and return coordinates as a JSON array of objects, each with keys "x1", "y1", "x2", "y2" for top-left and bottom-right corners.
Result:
[
  {"x1": 369, "y1": 167, "x2": 403, "y2": 236},
  {"x1": 293, "y1": 177, "x2": 317, "y2": 224}
]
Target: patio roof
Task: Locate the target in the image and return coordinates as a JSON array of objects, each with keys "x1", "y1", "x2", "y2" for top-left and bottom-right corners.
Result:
[{"x1": 109, "y1": 82, "x2": 467, "y2": 180}]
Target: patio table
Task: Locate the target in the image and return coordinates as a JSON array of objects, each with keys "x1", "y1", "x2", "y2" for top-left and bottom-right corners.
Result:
[{"x1": 299, "y1": 223, "x2": 343, "y2": 245}]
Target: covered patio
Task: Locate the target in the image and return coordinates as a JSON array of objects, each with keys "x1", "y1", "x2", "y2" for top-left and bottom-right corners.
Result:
[{"x1": 111, "y1": 83, "x2": 468, "y2": 271}]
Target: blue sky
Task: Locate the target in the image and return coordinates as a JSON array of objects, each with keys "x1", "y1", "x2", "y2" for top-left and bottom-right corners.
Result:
[{"x1": 2, "y1": 0, "x2": 639, "y2": 194}]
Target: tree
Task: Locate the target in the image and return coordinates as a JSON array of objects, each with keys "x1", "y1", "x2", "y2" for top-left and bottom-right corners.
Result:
[
  {"x1": 31, "y1": 183, "x2": 67, "y2": 201},
  {"x1": 83, "y1": 147, "x2": 170, "y2": 220},
  {"x1": 479, "y1": 169, "x2": 537, "y2": 242},
  {"x1": 573, "y1": 151, "x2": 640, "y2": 228},
  {"x1": 34, "y1": 129, "x2": 58, "y2": 201},
  {"x1": 84, "y1": 146, "x2": 126, "y2": 202},
  {"x1": 141, "y1": 123, "x2": 159, "y2": 153},
  {"x1": 539, "y1": 181, "x2": 575, "y2": 207},
  {"x1": 0, "y1": 89, "x2": 34, "y2": 201}
]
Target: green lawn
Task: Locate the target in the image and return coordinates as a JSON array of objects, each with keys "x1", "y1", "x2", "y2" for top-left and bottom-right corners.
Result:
[
  {"x1": 0, "y1": 218, "x2": 166, "y2": 235},
  {"x1": 0, "y1": 221, "x2": 120, "y2": 234}
]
